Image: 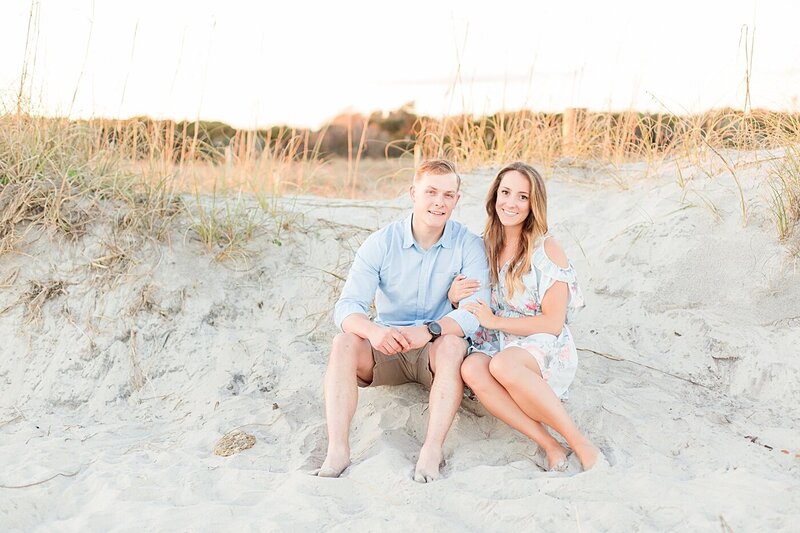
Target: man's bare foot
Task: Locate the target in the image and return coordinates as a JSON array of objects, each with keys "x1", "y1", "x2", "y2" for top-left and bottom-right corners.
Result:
[
  {"x1": 544, "y1": 444, "x2": 569, "y2": 472},
  {"x1": 413, "y1": 445, "x2": 444, "y2": 483},
  {"x1": 318, "y1": 447, "x2": 350, "y2": 478}
]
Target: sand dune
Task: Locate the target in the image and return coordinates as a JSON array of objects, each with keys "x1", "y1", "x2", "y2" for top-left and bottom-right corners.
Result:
[{"x1": 1, "y1": 155, "x2": 798, "y2": 531}]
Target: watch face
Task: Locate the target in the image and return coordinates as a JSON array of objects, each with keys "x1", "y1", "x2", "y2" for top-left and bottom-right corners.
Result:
[{"x1": 428, "y1": 321, "x2": 442, "y2": 335}]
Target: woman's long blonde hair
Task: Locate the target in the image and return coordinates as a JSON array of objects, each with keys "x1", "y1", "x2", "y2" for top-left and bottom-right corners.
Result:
[{"x1": 484, "y1": 162, "x2": 548, "y2": 297}]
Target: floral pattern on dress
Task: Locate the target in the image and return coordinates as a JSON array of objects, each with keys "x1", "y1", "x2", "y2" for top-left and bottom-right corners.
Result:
[{"x1": 470, "y1": 235, "x2": 586, "y2": 399}]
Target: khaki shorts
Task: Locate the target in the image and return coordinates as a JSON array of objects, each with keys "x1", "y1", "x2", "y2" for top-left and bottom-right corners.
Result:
[{"x1": 358, "y1": 342, "x2": 458, "y2": 390}]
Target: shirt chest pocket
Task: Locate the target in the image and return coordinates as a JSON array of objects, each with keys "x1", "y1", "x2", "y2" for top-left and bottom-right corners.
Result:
[{"x1": 378, "y1": 264, "x2": 417, "y2": 306}]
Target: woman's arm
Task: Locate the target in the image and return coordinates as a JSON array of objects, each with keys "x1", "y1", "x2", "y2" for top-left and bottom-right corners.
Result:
[
  {"x1": 463, "y1": 281, "x2": 567, "y2": 336},
  {"x1": 488, "y1": 282, "x2": 567, "y2": 336},
  {"x1": 463, "y1": 237, "x2": 570, "y2": 337}
]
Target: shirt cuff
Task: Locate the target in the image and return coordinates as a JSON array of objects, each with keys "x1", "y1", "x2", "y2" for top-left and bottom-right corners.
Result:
[
  {"x1": 445, "y1": 307, "x2": 479, "y2": 338},
  {"x1": 334, "y1": 302, "x2": 369, "y2": 331}
]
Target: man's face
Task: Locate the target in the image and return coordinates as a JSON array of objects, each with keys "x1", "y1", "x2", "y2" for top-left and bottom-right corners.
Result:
[{"x1": 409, "y1": 172, "x2": 461, "y2": 231}]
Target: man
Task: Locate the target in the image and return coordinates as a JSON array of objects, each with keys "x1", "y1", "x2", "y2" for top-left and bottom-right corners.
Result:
[{"x1": 319, "y1": 159, "x2": 490, "y2": 483}]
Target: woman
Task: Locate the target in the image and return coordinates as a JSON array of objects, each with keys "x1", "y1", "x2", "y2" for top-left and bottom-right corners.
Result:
[{"x1": 449, "y1": 161, "x2": 600, "y2": 471}]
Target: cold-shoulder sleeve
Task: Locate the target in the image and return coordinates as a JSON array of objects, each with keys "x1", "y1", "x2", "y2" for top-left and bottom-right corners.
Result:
[{"x1": 532, "y1": 242, "x2": 585, "y2": 323}]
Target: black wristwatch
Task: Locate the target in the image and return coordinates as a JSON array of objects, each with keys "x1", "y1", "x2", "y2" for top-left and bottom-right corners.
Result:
[{"x1": 425, "y1": 321, "x2": 442, "y2": 341}]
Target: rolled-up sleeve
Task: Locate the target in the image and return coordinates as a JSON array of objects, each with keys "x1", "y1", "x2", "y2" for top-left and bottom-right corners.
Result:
[
  {"x1": 334, "y1": 233, "x2": 384, "y2": 331},
  {"x1": 444, "y1": 234, "x2": 490, "y2": 337}
]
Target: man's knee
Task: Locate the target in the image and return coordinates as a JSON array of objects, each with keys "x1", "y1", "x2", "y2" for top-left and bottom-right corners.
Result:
[
  {"x1": 434, "y1": 333, "x2": 467, "y2": 352},
  {"x1": 332, "y1": 332, "x2": 362, "y2": 351},
  {"x1": 430, "y1": 335, "x2": 467, "y2": 373},
  {"x1": 329, "y1": 332, "x2": 369, "y2": 367}
]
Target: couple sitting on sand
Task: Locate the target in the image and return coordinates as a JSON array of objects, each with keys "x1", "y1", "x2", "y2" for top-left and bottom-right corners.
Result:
[{"x1": 319, "y1": 159, "x2": 600, "y2": 482}]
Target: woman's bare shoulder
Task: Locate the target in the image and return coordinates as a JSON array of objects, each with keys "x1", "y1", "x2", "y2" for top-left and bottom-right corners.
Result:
[{"x1": 542, "y1": 236, "x2": 569, "y2": 268}]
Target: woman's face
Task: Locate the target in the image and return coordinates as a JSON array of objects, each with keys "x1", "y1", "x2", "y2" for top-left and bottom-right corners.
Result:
[{"x1": 494, "y1": 170, "x2": 531, "y2": 229}]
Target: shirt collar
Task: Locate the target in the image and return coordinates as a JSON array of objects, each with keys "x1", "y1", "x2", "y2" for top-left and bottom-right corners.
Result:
[{"x1": 403, "y1": 213, "x2": 454, "y2": 249}]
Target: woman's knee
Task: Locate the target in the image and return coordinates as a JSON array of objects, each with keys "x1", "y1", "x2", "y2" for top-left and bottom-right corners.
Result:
[
  {"x1": 488, "y1": 352, "x2": 522, "y2": 386},
  {"x1": 461, "y1": 355, "x2": 492, "y2": 389}
]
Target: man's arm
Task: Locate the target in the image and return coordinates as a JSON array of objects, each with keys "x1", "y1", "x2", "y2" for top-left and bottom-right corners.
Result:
[
  {"x1": 397, "y1": 317, "x2": 462, "y2": 350},
  {"x1": 342, "y1": 313, "x2": 410, "y2": 354},
  {"x1": 333, "y1": 232, "x2": 410, "y2": 355},
  {"x1": 442, "y1": 234, "x2": 490, "y2": 338},
  {"x1": 396, "y1": 233, "x2": 489, "y2": 346},
  {"x1": 333, "y1": 233, "x2": 383, "y2": 332}
]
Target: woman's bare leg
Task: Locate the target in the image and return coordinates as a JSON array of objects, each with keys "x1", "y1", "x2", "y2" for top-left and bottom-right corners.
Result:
[
  {"x1": 489, "y1": 347, "x2": 600, "y2": 470},
  {"x1": 461, "y1": 353, "x2": 568, "y2": 470}
]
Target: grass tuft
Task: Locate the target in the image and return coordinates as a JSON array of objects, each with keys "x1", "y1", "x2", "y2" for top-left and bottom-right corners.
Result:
[
  {"x1": 188, "y1": 197, "x2": 260, "y2": 262},
  {"x1": 769, "y1": 145, "x2": 800, "y2": 240}
]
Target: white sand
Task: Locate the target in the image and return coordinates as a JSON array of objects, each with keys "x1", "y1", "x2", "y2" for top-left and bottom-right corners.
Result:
[{"x1": 1, "y1": 154, "x2": 799, "y2": 531}]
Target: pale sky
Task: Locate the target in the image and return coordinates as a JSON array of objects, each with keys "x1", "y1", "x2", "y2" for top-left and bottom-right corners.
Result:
[{"x1": 2, "y1": 0, "x2": 799, "y2": 129}]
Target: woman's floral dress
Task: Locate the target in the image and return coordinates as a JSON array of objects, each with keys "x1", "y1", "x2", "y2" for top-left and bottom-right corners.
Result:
[{"x1": 471, "y1": 236, "x2": 586, "y2": 399}]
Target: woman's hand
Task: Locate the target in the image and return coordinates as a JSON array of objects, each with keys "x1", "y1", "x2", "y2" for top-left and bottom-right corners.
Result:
[
  {"x1": 448, "y1": 274, "x2": 481, "y2": 308},
  {"x1": 462, "y1": 299, "x2": 497, "y2": 329}
]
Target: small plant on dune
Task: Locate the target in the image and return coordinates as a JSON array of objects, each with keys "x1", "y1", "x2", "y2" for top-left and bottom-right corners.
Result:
[
  {"x1": 188, "y1": 194, "x2": 261, "y2": 262},
  {"x1": 704, "y1": 142, "x2": 748, "y2": 226},
  {"x1": 0, "y1": 114, "x2": 100, "y2": 253},
  {"x1": 20, "y1": 279, "x2": 68, "y2": 324},
  {"x1": 769, "y1": 145, "x2": 800, "y2": 240}
]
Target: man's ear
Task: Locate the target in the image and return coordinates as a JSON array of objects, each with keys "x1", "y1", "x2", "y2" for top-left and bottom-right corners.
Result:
[{"x1": 409, "y1": 184, "x2": 416, "y2": 201}]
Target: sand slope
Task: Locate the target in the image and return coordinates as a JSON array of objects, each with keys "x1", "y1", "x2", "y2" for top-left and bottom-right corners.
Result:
[{"x1": 1, "y1": 156, "x2": 798, "y2": 531}]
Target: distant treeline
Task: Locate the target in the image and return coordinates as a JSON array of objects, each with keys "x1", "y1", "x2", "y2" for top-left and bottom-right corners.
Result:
[
  {"x1": 88, "y1": 103, "x2": 418, "y2": 162},
  {"x1": 84, "y1": 104, "x2": 800, "y2": 163}
]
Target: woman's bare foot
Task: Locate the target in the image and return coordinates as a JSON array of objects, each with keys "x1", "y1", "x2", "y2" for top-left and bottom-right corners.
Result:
[
  {"x1": 414, "y1": 445, "x2": 444, "y2": 483},
  {"x1": 318, "y1": 446, "x2": 350, "y2": 478},
  {"x1": 573, "y1": 440, "x2": 601, "y2": 471},
  {"x1": 544, "y1": 443, "x2": 569, "y2": 472}
]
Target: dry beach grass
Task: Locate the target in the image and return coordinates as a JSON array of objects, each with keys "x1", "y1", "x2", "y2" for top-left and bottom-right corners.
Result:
[{"x1": 2, "y1": 105, "x2": 800, "y2": 261}]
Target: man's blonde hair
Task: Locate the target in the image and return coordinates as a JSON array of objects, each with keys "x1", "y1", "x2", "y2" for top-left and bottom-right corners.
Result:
[{"x1": 413, "y1": 159, "x2": 461, "y2": 190}]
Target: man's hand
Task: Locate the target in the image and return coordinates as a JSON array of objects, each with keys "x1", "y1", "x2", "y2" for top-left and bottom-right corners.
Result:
[
  {"x1": 397, "y1": 325, "x2": 432, "y2": 350},
  {"x1": 462, "y1": 299, "x2": 498, "y2": 329},
  {"x1": 367, "y1": 324, "x2": 411, "y2": 355},
  {"x1": 448, "y1": 274, "x2": 481, "y2": 307}
]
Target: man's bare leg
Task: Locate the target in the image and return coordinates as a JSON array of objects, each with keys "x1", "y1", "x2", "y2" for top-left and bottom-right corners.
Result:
[
  {"x1": 414, "y1": 335, "x2": 466, "y2": 483},
  {"x1": 319, "y1": 332, "x2": 374, "y2": 477}
]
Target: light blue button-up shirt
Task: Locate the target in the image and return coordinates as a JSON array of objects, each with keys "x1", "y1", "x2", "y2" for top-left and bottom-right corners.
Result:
[{"x1": 334, "y1": 214, "x2": 490, "y2": 338}]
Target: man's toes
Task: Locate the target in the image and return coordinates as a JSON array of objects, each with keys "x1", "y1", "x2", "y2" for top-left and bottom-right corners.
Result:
[
  {"x1": 413, "y1": 469, "x2": 434, "y2": 483},
  {"x1": 413, "y1": 469, "x2": 440, "y2": 483}
]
